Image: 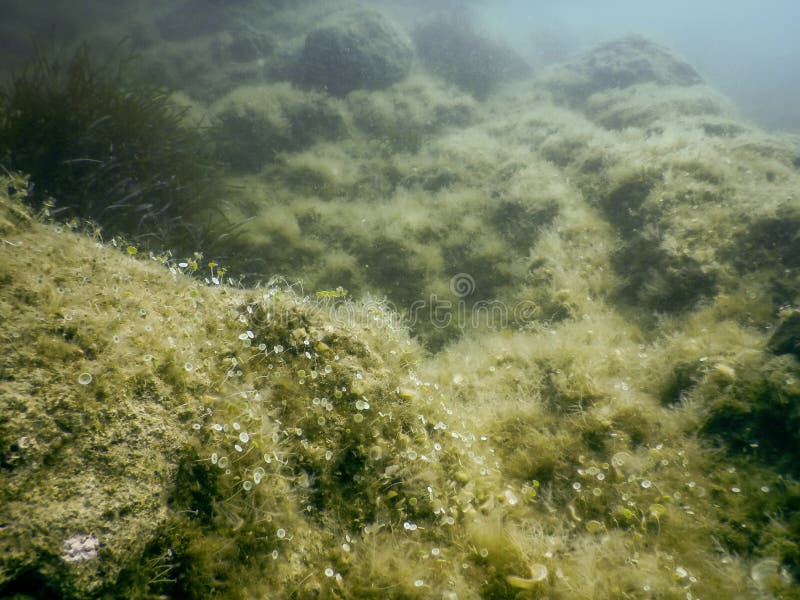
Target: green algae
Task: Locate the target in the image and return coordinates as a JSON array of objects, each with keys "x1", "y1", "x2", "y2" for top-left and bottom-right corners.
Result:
[
  {"x1": 1, "y1": 4, "x2": 800, "y2": 598},
  {"x1": 0, "y1": 45, "x2": 220, "y2": 249}
]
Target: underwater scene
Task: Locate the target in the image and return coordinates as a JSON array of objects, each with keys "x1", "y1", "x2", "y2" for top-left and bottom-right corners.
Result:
[{"x1": 1, "y1": 1, "x2": 800, "y2": 598}]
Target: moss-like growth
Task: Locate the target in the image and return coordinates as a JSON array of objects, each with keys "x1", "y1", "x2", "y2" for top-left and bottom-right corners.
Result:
[
  {"x1": 4, "y1": 6, "x2": 800, "y2": 595},
  {"x1": 210, "y1": 83, "x2": 349, "y2": 172},
  {"x1": 347, "y1": 74, "x2": 476, "y2": 153},
  {"x1": 696, "y1": 352, "x2": 800, "y2": 476}
]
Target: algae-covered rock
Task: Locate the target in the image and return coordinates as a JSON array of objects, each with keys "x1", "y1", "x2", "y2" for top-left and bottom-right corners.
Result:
[
  {"x1": 413, "y1": 16, "x2": 533, "y2": 99},
  {"x1": 697, "y1": 352, "x2": 800, "y2": 476},
  {"x1": 0, "y1": 178, "x2": 489, "y2": 598},
  {"x1": 0, "y1": 184, "x2": 201, "y2": 597},
  {"x1": 293, "y1": 10, "x2": 414, "y2": 96},
  {"x1": 768, "y1": 311, "x2": 800, "y2": 359},
  {"x1": 210, "y1": 83, "x2": 349, "y2": 171},
  {"x1": 347, "y1": 74, "x2": 477, "y2": 152},
  {"x1": 544, "y1": 34, "x2": 703, "y2": 105}
]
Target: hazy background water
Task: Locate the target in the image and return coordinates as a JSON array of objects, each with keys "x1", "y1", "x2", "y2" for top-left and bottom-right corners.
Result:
[
  {"x1": 468, "y1": 0, "x2": 800, "y2": 132},
  {"x1": 1, "y1": 0, "x2": 799, "y2": 132}
]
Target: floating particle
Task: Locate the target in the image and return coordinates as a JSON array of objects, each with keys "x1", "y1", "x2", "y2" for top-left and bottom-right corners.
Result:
[
  {"x1": 750, "y1": 558, "x2": 786, "y2": 588},
  {"x1": 611, "y1": 451, "x2": 630, "y2": 467},
  {"x1": 77, "y1": 373, "x2": 93, "y2": 385},
  {"x1": 276, "y1": 528, "x2": 286, "y2": 539}
]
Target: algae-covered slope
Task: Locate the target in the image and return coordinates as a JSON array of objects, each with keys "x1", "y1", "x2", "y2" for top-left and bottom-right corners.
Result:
[
  {"x1": 2, "y1": 3, "x2": 800, "y2": 597},
  {"x1": 182, "y1": 27, "x2": 800, "y2": 349},
  {"x1": 0, "y1": 176, "x2": 492, "y2": 598},
  {"x1": 1, "y1": 153, "x2": 799, "y2": 598}
]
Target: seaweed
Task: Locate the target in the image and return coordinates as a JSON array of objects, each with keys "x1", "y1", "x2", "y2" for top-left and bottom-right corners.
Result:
[{"x1": 0, "y1": 42, "x2": 218, "y2": 247}]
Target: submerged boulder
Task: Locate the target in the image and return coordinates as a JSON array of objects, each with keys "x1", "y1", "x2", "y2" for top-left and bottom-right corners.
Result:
[
  {"x1": 293, "y1": 10, "x2": 414, "y2": 96},
  {"x1": 768, "y1": 311, "x2": 800, "y2": 359},
  {"x1": 414, "y1": 16, "x2": 533, "y2": 99},
  {"x1": 544, "y1": 35, "x2": 703, "y2": 105},
  {"x1": 210, "y1": 83, "x2": 349, "y2": 172},
  {"x1": 0, "y1": 176, "x2": 484, "y2": 598}
]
